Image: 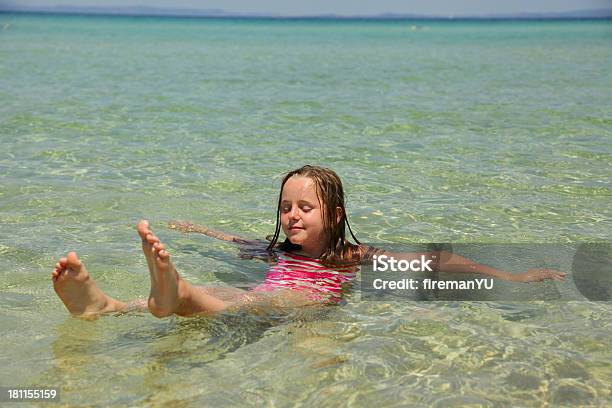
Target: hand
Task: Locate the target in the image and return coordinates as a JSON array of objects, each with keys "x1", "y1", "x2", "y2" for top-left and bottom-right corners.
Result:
[
  {"x1": 168, "y1": 221, "x2": 195, "y2": 233},
  {"x1": 513, "y1": 268, "x2": 567, "y2": 283}
]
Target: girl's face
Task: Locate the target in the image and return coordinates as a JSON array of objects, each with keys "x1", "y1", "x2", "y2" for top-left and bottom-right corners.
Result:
[{"x1": 280, "y1": 176, "x2": 327, "y2": 251}]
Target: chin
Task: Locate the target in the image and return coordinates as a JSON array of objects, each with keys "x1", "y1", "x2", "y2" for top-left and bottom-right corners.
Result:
[
  {"x1": 284, "y1": 232, "x2": 304, "y2": 245},
  {"x1": 288, "y1": 236, "x2": 303, "y2": 245}
]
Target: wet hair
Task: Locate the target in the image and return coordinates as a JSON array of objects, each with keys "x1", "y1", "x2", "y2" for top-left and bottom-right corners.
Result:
[{"x1": 266, "y1": 165, "x2": 362, "y2": 265}]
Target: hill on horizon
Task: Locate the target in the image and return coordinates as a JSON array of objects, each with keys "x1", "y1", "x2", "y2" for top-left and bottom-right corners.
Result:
[{"x1": 1, "y1": 3, "x2": 611, "y2": 19}]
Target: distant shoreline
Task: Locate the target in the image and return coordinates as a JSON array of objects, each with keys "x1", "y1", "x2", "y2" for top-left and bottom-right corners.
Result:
[{"x1": 1, "y1": 9, "x2": 611, "y2": 22}]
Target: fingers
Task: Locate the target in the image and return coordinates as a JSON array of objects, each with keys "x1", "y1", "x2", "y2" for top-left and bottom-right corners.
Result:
[
  {"x1": 167, "y1": 221, "x2": 193, "y2": 233},
  {"x1": 523, "y1": 268, "x2": 567, "y2": 282},
  {"x1": 544, "y1": 269, "x2": 566, "y2": 280},
  {"x1": 551, "y1": 270, "x2": 566, "y2": 281},
  {"x1": 538, "y1": 268, "x2": 567, "y2": 281}
]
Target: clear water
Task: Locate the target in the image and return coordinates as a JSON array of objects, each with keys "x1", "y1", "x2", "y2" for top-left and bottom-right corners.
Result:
[{"x1": 0, "y1": 14, "x2": 611, "y2": 406}]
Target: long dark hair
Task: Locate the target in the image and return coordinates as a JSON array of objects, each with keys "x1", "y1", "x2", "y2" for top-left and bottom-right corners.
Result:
[{"x1": 266, "y1": 165, "x2": 362, "y2": 265}]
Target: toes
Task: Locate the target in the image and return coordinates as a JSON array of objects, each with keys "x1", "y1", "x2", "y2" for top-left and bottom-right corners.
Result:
[
  {"x1": 59, "y1": 257, "x2": 67, "y2": 267},
  {"x1": 146, "y1": 234, "x2": 159, "y2": 245},
  {"x1": 153, "y1": 244, "x2": 168, "y2": 259},
  {"x1": 52, "y1": 262, "x2": 66, "y2": 282},
  {"x1": 157, "y1": 249, "x2": 170, "y2": 260},
  {"x1": 66, "y1": 252, "x2": 82, "y2": 269},
  {"x1": 137, "y1": 219, "x2": 151, "y2": 239}
]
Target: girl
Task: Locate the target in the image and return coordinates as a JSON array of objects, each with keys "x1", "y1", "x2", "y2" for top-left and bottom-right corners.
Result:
[{"x1": 52, "y1": 165, "x2": 566, "y2": 317}]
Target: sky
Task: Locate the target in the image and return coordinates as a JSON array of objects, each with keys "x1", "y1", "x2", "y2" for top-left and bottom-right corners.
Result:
[
  {"x1": 3, "y1": 0, "x2": 611, "y2": 16},
  {"x1": 0, "y1": 0, "x2": 612, "y2": 16}
]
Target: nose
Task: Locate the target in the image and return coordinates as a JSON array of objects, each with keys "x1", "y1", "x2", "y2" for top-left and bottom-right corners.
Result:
[{"x1": 289, "y1": 206, "x2": 300, "y2": 220}]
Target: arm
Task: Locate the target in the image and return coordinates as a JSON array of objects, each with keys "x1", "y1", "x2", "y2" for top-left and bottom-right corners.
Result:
[
  {"x1": 366, "y1": 247, "x2": 566, "y2": 283},
  {"x1": 167, "y1": 221, "x2": 247, "y2": 243},
  {"x1": 436, "y1": 251, "x2": 566, "y2": 282},
  {"x1": 167, "y1": 220, "x2": 275, "y2": 262}
]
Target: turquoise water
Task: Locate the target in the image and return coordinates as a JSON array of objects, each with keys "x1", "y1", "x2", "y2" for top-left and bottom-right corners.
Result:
[{"x1": 1, "y1": 14, "x2": 611, "y2": 406}]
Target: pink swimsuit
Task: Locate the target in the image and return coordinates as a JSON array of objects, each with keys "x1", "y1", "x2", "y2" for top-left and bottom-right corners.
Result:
[{"x1": 253, "y1": 252, "x2": 357, "y2": 303}]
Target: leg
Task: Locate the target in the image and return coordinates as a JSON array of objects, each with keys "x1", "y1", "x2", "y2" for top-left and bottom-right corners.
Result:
[
  {"x1": 52, "y1": 252, "x2": 130, "y2": 317},
  {"x1": 195, "y1": 285, "x2": 250, "y2": 302},
  {"x1": 137, "y1": 220, "x2": 231, "y2": 317}
]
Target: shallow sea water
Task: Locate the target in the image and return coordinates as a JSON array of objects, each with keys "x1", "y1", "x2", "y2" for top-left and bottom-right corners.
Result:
[{"x1": 0, "y1": 15, "x2": 611, "y2": 406}]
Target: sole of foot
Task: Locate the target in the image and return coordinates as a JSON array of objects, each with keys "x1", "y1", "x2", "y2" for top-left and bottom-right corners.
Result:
[
  {"x1": 52, "y1": 251, "x2": 122, "y2": 317},
  {"x1": 138, "y1": 220, "x2": 181, "y2": 318}
]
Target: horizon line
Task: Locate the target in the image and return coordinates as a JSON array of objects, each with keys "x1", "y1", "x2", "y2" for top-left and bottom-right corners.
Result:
[
  {"x1": 2, "y1": 11, "x2": 612, "y2": 22},
  {"x1": 1, "y1": 5, "x2": 612, "y2": 21}
]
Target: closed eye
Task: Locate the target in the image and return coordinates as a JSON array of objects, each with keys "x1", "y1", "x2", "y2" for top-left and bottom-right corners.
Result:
[{"x1": 280, "y1": 201, "x2": 316, "y2": 213}]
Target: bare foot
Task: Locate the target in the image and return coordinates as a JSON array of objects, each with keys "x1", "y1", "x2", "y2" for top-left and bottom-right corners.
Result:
[
  {"x1": 138, "y1": 220, "x2": 184, "y2": 318},
  {"x1": 52, "y1": 252, "x2": 125, "y2": 317}
]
